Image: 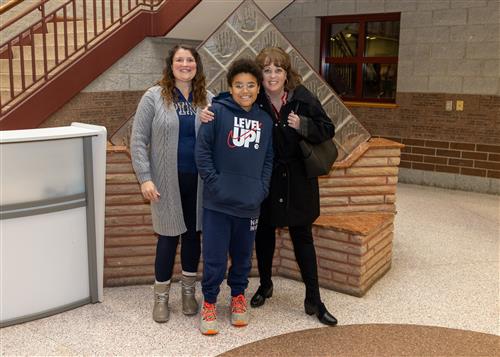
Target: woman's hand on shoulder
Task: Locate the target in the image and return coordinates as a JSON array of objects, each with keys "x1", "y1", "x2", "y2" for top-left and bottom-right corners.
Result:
[
  {"x1": 140, "y1": 180, "x2": 160, "y2": 202},
  {"x1": 200, "y1": 105, "x2": 215, "y2": 123}
]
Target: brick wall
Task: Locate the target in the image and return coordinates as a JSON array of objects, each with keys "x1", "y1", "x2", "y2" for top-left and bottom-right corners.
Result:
[
  {"x1": 104, "y1": 139, "x2": 403, "y2": 297},
  {"x1": 106, "y1": 146, "x2": 284, "y2": 285},
  {"x1": 350, "y1": 92, "x2": 500, "y2": 180},
  {"x1": 398, "y1": 139, "x2": 500, "y2": 179},
  {"x1": 277, "y1": 214, "x2": 394, "y2": 297},
  {"x1": 319, "y1": 140, "x2": 401, "y2": 214},
  {"x1": 40, "y1": 91, "x2": 143, "y2": 137},
  {"x1": 105, "y1": 146, "x2": 157, "y2": 286}
]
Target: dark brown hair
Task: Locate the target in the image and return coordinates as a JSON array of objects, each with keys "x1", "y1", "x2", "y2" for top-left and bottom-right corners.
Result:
[
  {"x1": 158, "y1": 44, "x2": 208, "y2": 108},
  {"x1": 226, "y1": 58, "x2": 263, "y2": 86},
  {"x1": 255, "y1": 47, "x2": 302, "y2": 91}
]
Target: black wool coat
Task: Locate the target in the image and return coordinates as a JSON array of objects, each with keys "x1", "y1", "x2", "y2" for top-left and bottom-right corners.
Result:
[{"x1": 257, "y1": 84, "x2": 335, "y2": 227}]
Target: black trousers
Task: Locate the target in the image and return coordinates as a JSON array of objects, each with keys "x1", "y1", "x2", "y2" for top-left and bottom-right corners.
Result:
[
  {"x1": 255, "y1": 222, "x2": 321, "y2": 304},
  {"x1": 155, "y1": 172, "x2": 200, "y2": 282}
]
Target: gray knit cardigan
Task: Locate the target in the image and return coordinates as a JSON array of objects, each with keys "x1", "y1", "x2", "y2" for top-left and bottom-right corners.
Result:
[{"x1": 130, "y1": 85, "x2": 213, "y2": 236}]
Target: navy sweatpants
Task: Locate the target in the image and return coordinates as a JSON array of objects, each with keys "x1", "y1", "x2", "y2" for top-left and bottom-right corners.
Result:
[{"x1": 201, "y1": 208, "x2": 258, "y2": 304}]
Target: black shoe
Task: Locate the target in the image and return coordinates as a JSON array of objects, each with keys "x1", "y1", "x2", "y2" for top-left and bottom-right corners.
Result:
[
  {"x1": 304, "y1": 301, "x2": 338, "y2": 326},
  {"x1": 250, "y1": 285, "x2": 273, "y2": 308}
]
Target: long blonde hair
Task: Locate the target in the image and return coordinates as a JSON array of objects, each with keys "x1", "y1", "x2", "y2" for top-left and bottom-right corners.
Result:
[{"x1": 157, "y1": 44, "x2": 208, "y2": 108}]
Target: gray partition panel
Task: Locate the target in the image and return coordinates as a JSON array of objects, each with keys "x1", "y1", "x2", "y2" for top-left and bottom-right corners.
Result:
[{"x1": 83, "y1": 137, "x2": 98, "y2": 303}]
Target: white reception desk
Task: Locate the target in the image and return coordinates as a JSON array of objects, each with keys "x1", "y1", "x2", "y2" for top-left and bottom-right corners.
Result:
[{"x1": 0, "y1": 123, "x2": 106, "y2": 327}]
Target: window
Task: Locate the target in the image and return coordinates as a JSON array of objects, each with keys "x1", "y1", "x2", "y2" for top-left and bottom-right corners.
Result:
[{"x1": 320, "y1": 13, "x2": 400, "y2": 103}]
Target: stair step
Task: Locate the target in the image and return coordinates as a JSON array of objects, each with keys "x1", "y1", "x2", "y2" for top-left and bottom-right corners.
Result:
[
  {"x1": 0, "y1": 73, "x2": 37, "y2": 90},
  {"x1": 33, "y1": 33, "x2": 88, "y2": 46},
  {"x1": 0, "y1": 58, "x2": 57, "y2": 73},
  {"x1": 0, "y1": 88, "x2": 22, "y2": 101},
  {"x1": 11, "y1": 44, "x2": 81, "y2": 61},
  {"x1": 48, "y1": 19, "x2": 107, "y2": 34}
]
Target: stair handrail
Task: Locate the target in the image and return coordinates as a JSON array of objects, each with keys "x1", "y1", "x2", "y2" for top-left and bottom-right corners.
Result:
[
  {"x1": 0, "y1": 0, "x2": 164, "y2": 114},
  {"x1": 0, "y1": 0, "x2": 27, "y2": 15},
  {"x1": 0, "y1": 1, "x2": 47, "y2": 31}
]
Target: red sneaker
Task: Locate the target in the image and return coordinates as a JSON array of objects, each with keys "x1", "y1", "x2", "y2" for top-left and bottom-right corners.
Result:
[
  {"x1": 231, "y1": 294, "x2": 248, "y2": 327},
  {"x1": 200, "y1": 301, "x2": 218, "y2": 335}
]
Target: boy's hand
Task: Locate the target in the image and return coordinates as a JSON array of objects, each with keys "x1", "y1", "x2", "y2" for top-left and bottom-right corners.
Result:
[
  {"x1": 140, "y1": 181, "x2": 160, "y2": 202},
  {"x1": 200, "y1": 105, "x2": 215, "y2": 123},
  {"x1": 287, "y1": 111, "x2": 301, "y2": 129}
]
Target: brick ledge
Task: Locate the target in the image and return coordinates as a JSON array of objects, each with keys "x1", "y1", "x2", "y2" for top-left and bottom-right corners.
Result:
[
  {"x1": 314, "y1": 212, "x2": 394, "y2": 236},
  {"x1": 334, "y1": 138, "x2": 404, "y2": 169}
]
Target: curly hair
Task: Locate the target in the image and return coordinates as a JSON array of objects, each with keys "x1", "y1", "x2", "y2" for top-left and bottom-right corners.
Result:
[
  {"x1": 158, "y1": 44, "x2": 208, "y2": 108},
  {"x1": 226, "y1": 58, "x2": 263, "y2": 86},
  {"x1": 255, "y1": 47, "x2": 302, "y2": 91}
]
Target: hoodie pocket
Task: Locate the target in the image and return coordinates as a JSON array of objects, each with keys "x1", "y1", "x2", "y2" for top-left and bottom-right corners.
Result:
[{"x1": 211, "y1": 172, "x2": 265, "y2": 211}]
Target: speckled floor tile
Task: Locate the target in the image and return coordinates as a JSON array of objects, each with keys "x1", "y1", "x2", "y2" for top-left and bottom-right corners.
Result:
[
  {"x1": 1, "y1": 183, "x2": 498, "y2": 356},
  {"x1": 0, "y1": 324, "x2": 75, "y2": 355}
]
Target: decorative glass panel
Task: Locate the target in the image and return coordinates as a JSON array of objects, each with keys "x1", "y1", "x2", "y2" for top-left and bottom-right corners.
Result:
[
  {"x1": 335, "y1": 118, "x2": 370, "y2": 155},
  {"x1": 289, "y1": 49, "x2": 313, "y2": 79},
  {"x1": 199, "y1": 47, "x2": 225, "y2": 83},
  {"x1": 329, "y1": 23, "x2": 358, "y2": 57},
  {"x1": 250, "y1": 26, "x2": 289, "y2": 54},
  {"x1": 364, "y1": 21, "x2": 400, "y2": 57},
  {"x1": 198, "y1": 0, "x2": 370, "y2": 162},
  {"x1": 323, "y1": 97, "x2": 352, "y2": 129},
  {"x1": 228, "y1": 0, "x2": 269, "y2": 41},
  {"x1": 202, "y1": 24, "x2": 245, "y2": 66},
  {"x1": 302, "y1": 75, "x2": 333, "y2": 105},
  {"x1": 362, "y1": 63, "x2": 397, "y2": 99}
]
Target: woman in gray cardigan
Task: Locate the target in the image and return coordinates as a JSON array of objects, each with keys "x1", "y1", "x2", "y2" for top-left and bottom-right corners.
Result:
[{"x1": 131, "y1": 44, "x2": 213, "y2": 323}]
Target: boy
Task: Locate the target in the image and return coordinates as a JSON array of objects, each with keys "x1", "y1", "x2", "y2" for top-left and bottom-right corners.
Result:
[{"x1": 195, "y1": 59, "x2": 273, "y2": 335}]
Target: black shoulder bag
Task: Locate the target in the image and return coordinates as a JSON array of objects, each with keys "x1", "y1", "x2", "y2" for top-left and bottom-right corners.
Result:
[{"x1": 295, "y1": 103, "x2": 338, "y2": 178}]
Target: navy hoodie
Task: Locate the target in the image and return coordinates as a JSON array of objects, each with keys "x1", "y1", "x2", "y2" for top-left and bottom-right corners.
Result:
[{"x1": 195, "y1": 93, "x2": 273, "y2": 218}]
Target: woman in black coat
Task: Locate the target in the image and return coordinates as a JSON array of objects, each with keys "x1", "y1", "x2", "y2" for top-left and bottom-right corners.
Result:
[{"x1": 250, "y1": 47, "x2": 337, "y2": 325}]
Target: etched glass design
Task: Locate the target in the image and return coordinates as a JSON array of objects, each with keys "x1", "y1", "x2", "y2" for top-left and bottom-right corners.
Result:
[{"x1": 198, "y1": 0, "x2": 370, "y2": 162}]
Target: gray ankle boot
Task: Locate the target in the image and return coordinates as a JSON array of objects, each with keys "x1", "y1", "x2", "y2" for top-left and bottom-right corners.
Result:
[
  {"x1": 153, "y1": 282, "x2": 170, "y2": 323},
  {"x1": 181, "y1": 274, "x2": 199, "y2": 315}
]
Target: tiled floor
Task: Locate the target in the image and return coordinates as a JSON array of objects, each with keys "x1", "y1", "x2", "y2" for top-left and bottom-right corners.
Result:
[{"x1": 1, "y1": 183, "x2": 499, "y2": 356}]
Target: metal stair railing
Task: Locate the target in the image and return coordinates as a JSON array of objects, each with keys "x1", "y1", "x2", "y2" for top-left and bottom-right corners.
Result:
[{"x1": 0, "y1": 0, "x2": 164, "y2": 115}]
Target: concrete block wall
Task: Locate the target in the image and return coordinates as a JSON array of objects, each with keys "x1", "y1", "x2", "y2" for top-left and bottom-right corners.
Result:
[
  {"x1": 82, "y1": 37, "x2": 193, "y2": 93},
  {"x1": 276, "y1": 0, "x2": 500, "y2": 95}
]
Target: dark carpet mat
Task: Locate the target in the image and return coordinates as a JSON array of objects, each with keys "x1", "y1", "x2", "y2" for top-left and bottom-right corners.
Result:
[{"x1": 218, "y1": 324, "x2": 499, "y2": 357}]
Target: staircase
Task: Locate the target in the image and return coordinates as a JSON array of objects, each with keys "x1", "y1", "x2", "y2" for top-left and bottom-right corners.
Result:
[
  {"x1": 0, "y1": 0, "x2": 200, "y2": 130},
  {"x1": 0, "y1": 19, "x2": 104, "y2": 103}
]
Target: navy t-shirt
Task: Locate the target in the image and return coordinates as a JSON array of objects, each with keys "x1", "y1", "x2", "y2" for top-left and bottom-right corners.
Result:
[{"x1": 174, "y1": 88, "x2": 197, "y2": 173}]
